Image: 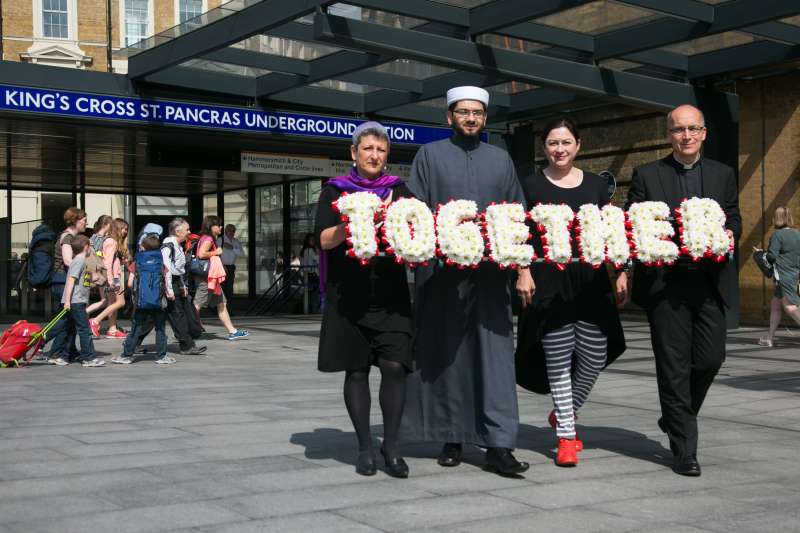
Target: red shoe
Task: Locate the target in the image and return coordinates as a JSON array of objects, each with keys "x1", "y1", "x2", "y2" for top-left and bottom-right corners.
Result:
[
  {"x1": 556, "y1": 438, "x2": 579, "y2": 467},
  {"x1": 548, "y1": 410, "x2": 583, "y2": 452},
  {"x1": 105, "y1": 329, "x2": 127, "y2": 339},
  {"x1": 89, "y1": 319, "x2": 101, "y2": 339}
]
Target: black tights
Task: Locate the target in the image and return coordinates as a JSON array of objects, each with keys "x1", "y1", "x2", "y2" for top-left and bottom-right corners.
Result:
[{"x1": 343, "y1": 359, "x2": 407, "y2": 455}]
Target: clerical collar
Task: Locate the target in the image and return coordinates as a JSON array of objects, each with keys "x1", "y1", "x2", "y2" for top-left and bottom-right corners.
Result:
[
  {"x1": 451, "y1": 134, "x2": 481, "y2": 151},
  {"x1": 672, "y1": 153, "x2": 701, "y2": 170}
]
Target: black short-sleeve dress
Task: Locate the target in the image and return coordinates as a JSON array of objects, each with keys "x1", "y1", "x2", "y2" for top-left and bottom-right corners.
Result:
[
  {"x1": 515, "y1": 170, "x2": 626, "y2": 394},
  {"x1": 314, "y1": 183, "x2": 414, "y2": 372}
]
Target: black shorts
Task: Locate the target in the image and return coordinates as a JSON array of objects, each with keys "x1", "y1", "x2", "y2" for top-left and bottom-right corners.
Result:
[{"x1": 358, "y1": 326, "x2": 412, "y2": 371}]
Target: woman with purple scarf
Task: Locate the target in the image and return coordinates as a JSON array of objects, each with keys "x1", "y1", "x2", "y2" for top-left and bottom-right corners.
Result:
[{"x1": 314, "y1": 121, "x2": 413, "y2": 478}]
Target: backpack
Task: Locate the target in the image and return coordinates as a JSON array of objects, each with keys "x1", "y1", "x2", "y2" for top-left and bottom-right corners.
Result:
[
  {"x1": 89, "y1": 233, "x2": 109, "y2": 254},
  {"x1": 187, "y1": 235, "x2": 211, "y2": 278},
  {"x1": 26, "y1": 224, "x2": 56, "y2": 288},
  {"x1": 83, "y1": 251, "x2": 108, "y2": 287},
  {"x1": 134, "y1": 249, "x2": 165, "y2": 310}
]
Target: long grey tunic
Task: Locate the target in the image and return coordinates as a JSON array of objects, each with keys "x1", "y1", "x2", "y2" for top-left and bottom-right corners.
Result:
[{"x1": 400, "y1": 135, "x2": 525, "y2": 449}]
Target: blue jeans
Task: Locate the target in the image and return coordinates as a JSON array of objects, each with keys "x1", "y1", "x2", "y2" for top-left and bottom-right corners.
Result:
[
  {"x1": 47, "y1": 283, "x2": 81, "y2": 360},
  {"x1": 65, "y1": 303, "x2": 96, "y2": 362},
  {"x1": 122, "y1": 308, "x2": 167, "y2": 358}
]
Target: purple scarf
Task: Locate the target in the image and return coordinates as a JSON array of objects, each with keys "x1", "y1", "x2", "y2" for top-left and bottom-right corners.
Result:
[
  {"x1": 326, "y1": 167, "x2": 403, "y2": 200},
  {"x1": 318, "y1": 168, "x2": 402, "y2": 307}
]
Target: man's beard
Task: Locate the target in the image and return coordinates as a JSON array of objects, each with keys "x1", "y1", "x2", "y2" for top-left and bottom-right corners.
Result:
[{"x1": 451, "y1": 120, "x2": 484, "y2": 138}]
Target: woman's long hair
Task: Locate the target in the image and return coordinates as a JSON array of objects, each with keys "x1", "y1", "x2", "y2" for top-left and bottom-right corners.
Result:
[
  {"x1": 200, "y1": 215, "x2": 223, "y2": 236},
  {"x1": 111, "y1": 218, "x2": 130, "y2": 262}
]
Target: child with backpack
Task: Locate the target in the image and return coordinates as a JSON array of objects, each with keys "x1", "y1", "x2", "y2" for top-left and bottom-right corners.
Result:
[
  {"x1": 49, "y1": 234, "x2": 106, "y2": 368},
  {"x1": 112, "y1": 234, "x2": 174, "y2": 365},
  {"x1": 88, "y1": 218, "x2": 130, "y2": 339}
]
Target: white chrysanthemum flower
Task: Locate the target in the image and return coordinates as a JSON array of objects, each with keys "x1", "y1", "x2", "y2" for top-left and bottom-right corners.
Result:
[
  {"x1": 627, "y1": 201, "x2": 679, "y2": 265},
  {"x1": 677, "y1": 197, "x2": 732, "y2": 261},
  {"x1": 484, "y1": 203, "x2": 534, "y2": 268},
  {"x1": 435, "y1": 200, "x2": 485, "y2": 268},
  {"x1": 383, "y1": 197, "x2": 437, "y2": 265},
  {"x1": 333, "y1": 191, "x2": 382, "y2": 262},
  {"x1": 576, "y1": 204, "x2": 630, "y2": 267},
  {"x1": 529, "y1": 203, "x2": 574, "y2": 265}
]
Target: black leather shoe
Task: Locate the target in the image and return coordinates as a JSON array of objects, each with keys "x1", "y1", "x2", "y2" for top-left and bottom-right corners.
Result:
[
  {"x1": 672, "y1": 455, "x2": 701, "y2": 477},
  {"x1": 657, "y1": 417, "x2": 667, "y2": 433},
  {"x1": 380, "y1": 446, "x2": 409, "y2": 478},
  {"x1": 180, "y1": 345, "x2": 207, "y2": 355},
  {"x1": 356, "y1": 451, "x2": 376, "y2": 476},
  {"x1": 437, "y1": 442, "x2": 463, "y2": 467},
  {"x1": 484, "y1": 448, "x2": 530, "y2": 476}
]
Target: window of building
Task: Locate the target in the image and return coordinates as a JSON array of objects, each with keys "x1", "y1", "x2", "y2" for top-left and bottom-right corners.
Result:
[
  {"x1": 124, "y1": 0, "x2": 150, "y2": 47},
  {"x1": 224, "y1": 190, "x2": 249, "y2": 295},
  {"x1": 42, "y1": 0, "x2": 69, "y2": 39},
  {"x1": 178, "y1": 0, "x2": 203, "y2": 23}
]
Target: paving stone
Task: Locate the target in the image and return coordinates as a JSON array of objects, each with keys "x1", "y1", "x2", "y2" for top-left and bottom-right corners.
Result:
[
  {"x1": 490, "y1": 478, "x2": 650, "y2": 509},
  {"x1": 425, "y1": 508, "x2": 645, "y2": 533},
  {"x1": 199, "y1": 512, "x2": 382, "y2": 533},
  {"x1": 336, "y1": 493, "x2": 534, "y2": 531},
  {"x1": 0, "y1": 494, "x2": 120, "y2": 523}
]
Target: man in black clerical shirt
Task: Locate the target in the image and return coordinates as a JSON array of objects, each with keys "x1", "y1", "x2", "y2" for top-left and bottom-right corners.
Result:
[{"x1": 617, "y1": 104, "x2": 741, "y2": 477}]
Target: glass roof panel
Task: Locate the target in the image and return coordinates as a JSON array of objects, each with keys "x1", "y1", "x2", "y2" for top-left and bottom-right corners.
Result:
[
  {"x1": 431, "y1": 0, "x2": 495, "y2": 6},
  {"x1": 598, "y1": 58, "x2": 644, "y2": 71},
  {"x1": 486, "y1": 81, "x2": 538, "y2": 94},
  {"x1": 662, "y1": 31, "x2": 756, "y2": 55},
  {"x1": 182, "y1": 59, "x2": 271, "y2": 78},
  {"x1": 780, "y1": 15, "x2": 800, "y2": 27},
  {"x1": 311, "y1": 80, "x2": 382, "y2": 94},
  {"x1": 297, "y1": 4, "x2": 428, "y2": 29},
  {"x1": 536, "y1": 0, "x2": 658, "y2": 35},
  {"x1": 239, "y1": 34, "x2": 340, "y2": 60},
  {"x1": 370, "y1": 59, "x2": 454, "y2": 79}
]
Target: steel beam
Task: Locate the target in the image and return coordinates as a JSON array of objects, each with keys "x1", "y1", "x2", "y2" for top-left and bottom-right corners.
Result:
[
  {"x1": 342, "y1": 0, "x2": 469, "y2": 26},
  {"x1": 595, "y1": 0, "x2": 800, "y2": 59},
  {"x1": 742, "y1": 21, "x2": 800, "y2": 45},
  {"x1": 202, "y1": 48, "x2": 310, "y2": 76},
  {"x1": 128, "y1": 0, "x2": 335, "y2": 79},
  {"x1": 313, "y1": 12, "x2": 715, "y2": 109},
  {"x1": 688, "y1": 41, "x2": 800, "y2": 78},
  {"x1": 145, "y1": 67, "x2": 254, "y2": 97}
]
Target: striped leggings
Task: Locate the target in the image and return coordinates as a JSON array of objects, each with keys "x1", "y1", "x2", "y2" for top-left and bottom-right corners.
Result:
[{"x1": 542, "y1": 321, "x2": 607, "y2": 439}]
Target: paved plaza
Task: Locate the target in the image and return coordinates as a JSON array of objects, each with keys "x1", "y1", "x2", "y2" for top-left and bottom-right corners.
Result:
[{"x1": 0, "y1": 315, "x2": 798, "y2": 532}]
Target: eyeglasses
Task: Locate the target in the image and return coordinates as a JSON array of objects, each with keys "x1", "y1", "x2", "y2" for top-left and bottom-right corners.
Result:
[
  {"x1": 452, "y1": 109, "x2": 486, "y2": 119},
  {"x1": 668, "y1": 125, "x2": 705, "y2": 136}
]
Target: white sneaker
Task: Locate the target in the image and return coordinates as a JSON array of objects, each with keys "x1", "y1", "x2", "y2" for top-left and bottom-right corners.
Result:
[
  {"x1": 81, "y1": 358, "x2": 106, "y2": 367},
  {"x1": 111, "y1": 356, "x2": 133, "y2": 365},
  {"x1": 155, "y1": 356, "x2": 176, "y2": 365},
  {"x1": 48, "y1": 357, "x2": 69, "y2": 366}
]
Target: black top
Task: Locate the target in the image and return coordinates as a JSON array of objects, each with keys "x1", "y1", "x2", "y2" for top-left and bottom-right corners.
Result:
[
  {"x1": 314, "y1": 182, "x2": 413, "y2": 372},
  {"x1": 515, "y1": 170, "x2": 626, "y2": 394},
  {"x1": 667, "y1": 156, "x2": 703, "y2": 199}
]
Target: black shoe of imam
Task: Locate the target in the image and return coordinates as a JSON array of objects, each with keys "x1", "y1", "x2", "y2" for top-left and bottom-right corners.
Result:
[
  {"x1": 437, "y1": 442, "x2": 463, "y2": 467},
  {"x1": 672, "y1": 455, "x2": 701, "y2": 477},
  {"x1": 180, "y1": 345, "x2": 207, "y2": 355},
  {"x1": 484, "y1": 448, "x2": 529, "y2": 476}
]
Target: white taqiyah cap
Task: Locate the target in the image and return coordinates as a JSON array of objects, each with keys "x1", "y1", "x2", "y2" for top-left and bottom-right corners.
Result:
[{"x1": 446, "y1": 86, "x2": 489, "y2": 107}]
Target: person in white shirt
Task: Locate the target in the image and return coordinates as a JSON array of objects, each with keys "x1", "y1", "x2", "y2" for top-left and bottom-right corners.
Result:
[{"x1": 218, "y1": 224, "x2": 244, "y2": 300}]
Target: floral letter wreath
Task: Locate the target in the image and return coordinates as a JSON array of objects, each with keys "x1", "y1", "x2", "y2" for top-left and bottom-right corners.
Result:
[
  {"x1": 627, "y1": 201, "x2": 679, "y2": 266},
  {"x1": 675, "y1": 197, "x2": 733, "y2": 262},
  {"x1": 382, "y1": 197, "x2": 437, "y2": 266},
  {"x1": 529, "y1": 203, "x2": 575, "y2": 268},
  {"x1": 331, "y1": 191, "x2": 383, "y2": 265},
  {"x1": 435, "y1": 200, "x2": 485, "y2": 268},
  {"x1": 575, "y1": 204, "x2": 631, "y2": 268},
  {"x1": 484, "y1": 202, "x2": 534, "y2": 268}
]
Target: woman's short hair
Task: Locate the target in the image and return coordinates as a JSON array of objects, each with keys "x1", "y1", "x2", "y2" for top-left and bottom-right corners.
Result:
[
  {"x1": 541, "y1": 116, "x2": 581, "y2": 144},
  {"x1": 169, "y1": 217, "x2": 189, "y2": 235},
  {"x1": 352, "y1": 121, "x2": 390, "y2": 148},
  {"x1": 63, "y1": 207, "x2": 87, "y2": 227},
  {"x1": 773, "y1": 206, "x2": 794, "y2": 229},
  {"x1": 200, "y1": 215, "x2": 222, "y2": 236},
  {"x1": 93, "y1": 215, "x2": 113, "y2": 233}
]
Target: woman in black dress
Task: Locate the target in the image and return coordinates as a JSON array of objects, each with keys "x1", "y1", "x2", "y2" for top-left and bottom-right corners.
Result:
[
  {"x1": 315, "y1": 121, "x2": 413, "y2": 478},
  {"x1": 515, "y1": 117, "x2": 626, "y2": 467}
]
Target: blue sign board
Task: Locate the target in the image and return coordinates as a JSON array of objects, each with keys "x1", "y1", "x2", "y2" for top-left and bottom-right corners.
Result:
[{"x1": 0, "y1": 84, "x2": 467, "y2": 145}]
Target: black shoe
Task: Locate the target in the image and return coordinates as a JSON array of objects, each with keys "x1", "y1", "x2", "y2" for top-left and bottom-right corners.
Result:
[
  {"x1": 380, "y1": 446, "x2": 409, "y2": 478},
  {"x1": 484, "y1": 448, "x2": 530, "y2": 477},
  {"x1": 356, "y1": 451, "x2": 376, "y2": 476},
  {"x1": 437, "y1": 442, "x2": 463, "y2": 467},
  {"x1": 657, "y1": 417, "x2": 667, "y2": 433},
  {"x1": 672, "y1": 455, "x2": 701, "y2": 477},
  {"x1": 180, "y1": 345, "x2": 207, "y2": 355}
]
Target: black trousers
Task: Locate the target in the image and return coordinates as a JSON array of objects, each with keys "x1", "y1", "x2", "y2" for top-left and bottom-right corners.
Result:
[
  {"x1": 645, "y1": 269, "x2": 726, "y2": 459},
  {"x1": 222, "y1": 264, "x2": 236, "y2": 300},
  {"x1": 137, "y1": 278, "x2": 203, "y2": 350}
]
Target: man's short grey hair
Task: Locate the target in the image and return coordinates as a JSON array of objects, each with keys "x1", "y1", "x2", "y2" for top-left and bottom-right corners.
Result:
[
  {"x1": 352, "y1": 121, "x2": 390, "y2": 147},
  {"x1": 225, "y1": 224, "x2": 236, "y2": 233},
  {"x1": 168, "y1": 217, "x2": 189, "y2": 235}
]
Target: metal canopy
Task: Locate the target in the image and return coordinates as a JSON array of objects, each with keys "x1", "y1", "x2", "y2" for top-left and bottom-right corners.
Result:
[{"x1": 113, "y1": 0, "x2": 800, "y2": 125}]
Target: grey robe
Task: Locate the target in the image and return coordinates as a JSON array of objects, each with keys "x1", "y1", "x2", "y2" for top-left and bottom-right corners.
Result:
[{"x1": 400, "y1": 135, "x2": 525, "y2": 449}]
